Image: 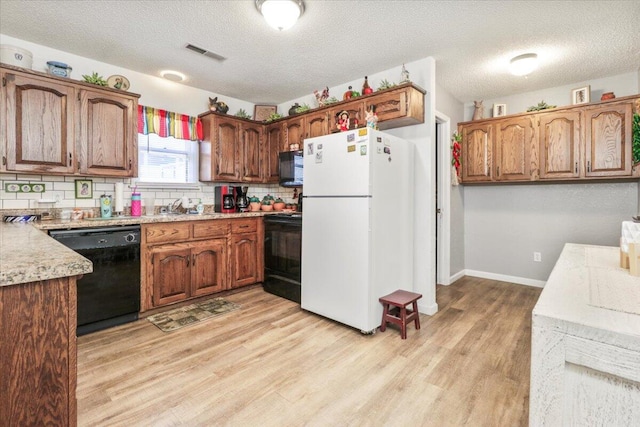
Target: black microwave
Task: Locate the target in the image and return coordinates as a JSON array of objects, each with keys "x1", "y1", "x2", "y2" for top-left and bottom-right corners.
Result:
[{"x1": 278, "y1": 150, "x2": 303, "y2": 187}]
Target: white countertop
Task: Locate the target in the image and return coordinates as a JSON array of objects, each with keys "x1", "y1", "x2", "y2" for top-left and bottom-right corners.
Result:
[{"x1": 532, "y1": 243, "x2": 640, "y2": 352}]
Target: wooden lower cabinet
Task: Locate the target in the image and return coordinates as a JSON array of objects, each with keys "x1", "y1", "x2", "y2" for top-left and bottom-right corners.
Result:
[
  {"x1": 1, "y1": 276, "x2": 78, "y2": 427},
  {"x1": 142, "y1": 218, "x2": 263, "y2": 311}
]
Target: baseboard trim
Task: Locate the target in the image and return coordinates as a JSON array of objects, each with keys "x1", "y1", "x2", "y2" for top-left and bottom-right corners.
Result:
[
  {"x1": 418, "y1": 301, "x2": 438, "y2": 316},
  {"x1": 447, "y1": 269, "x2": 465, "y2": 285},
  {"x1": 463, "y1": 269, "x2": 546, "y2": 288}
]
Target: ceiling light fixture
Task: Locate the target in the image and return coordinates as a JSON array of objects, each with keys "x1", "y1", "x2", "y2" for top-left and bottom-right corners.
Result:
[
  {"x1": 160, "y1": 70, "x2": 186, "y2": 82},
  {"x1": 256, "y1": 0, "x2": 304, "y2": 31},
  {"x1": 509, "y1": 53, "x2": 538, "y2": 76}
]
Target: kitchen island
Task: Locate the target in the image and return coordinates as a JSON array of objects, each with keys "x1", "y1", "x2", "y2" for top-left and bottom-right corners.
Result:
[
  {"x1": 530, "y1": 243, "x2": 640, "y2": 425},
  {"x1": 0, "y1": 222, "x2": 92, "y2": 427}
]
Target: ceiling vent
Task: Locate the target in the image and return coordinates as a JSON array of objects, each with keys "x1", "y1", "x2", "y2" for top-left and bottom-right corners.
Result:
[{"x1": 185, "y1": 44, "x2": 227, "y2": 61}]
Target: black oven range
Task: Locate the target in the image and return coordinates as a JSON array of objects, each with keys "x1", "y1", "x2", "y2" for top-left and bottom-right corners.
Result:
[{"x1": 263, "y1": 213, "x2": 302, "y2": 303}]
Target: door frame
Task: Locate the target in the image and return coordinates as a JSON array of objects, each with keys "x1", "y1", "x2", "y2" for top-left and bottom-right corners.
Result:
[{"x1": 436, "y1": 111, "x2": 451, "y2": 285}]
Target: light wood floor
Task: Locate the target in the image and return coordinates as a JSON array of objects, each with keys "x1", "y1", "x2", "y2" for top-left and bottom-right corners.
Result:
[{"x1": 77, "y1": 276, "x2": 542, "y2": 426}]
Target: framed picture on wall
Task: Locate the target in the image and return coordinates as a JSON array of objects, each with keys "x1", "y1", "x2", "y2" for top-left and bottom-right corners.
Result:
[
  {"x1": 493, "y1": 104, "x2": 507, "y2": 117},
  {"x1": 572, "y1": 85, "x2": 590, "y2": 105},
  {"x1": 75, "y1": 179, "x2": 93, "y2": 199},
  {"x1": 254, "y1": 105, "x2": 277, "y2": 122}
]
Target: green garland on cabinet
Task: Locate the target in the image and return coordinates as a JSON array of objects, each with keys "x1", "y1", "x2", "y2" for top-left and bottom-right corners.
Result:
[{"x1": 634, "y1": 113, "x2": 640, "y2": 164}]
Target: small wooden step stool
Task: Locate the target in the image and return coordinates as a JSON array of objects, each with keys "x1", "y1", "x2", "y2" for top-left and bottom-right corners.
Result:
[{"x1": 379, "y1": 290, "x2": 422, "y2": 339}]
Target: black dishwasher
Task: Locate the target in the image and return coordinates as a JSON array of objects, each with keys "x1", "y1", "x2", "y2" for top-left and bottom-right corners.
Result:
[{"x1": 50, "y1": 225, "x2": 141, "y2": 336}]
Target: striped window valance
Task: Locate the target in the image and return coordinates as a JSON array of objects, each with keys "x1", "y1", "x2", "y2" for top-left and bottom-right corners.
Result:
[{"x1": 137, "y1": 105, "x2": 203, "y2": 141}]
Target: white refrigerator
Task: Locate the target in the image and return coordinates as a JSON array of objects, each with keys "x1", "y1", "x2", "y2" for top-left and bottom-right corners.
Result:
[{"x1": 301, "y1": 128, "x2": 415, "y2": 332}]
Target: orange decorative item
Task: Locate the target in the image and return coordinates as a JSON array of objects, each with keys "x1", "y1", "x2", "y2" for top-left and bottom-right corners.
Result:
[
  {"x1": 343, "y1": 86, "x2": 353, "y2": 100},
  {"x1": 601, "y1": 92, "x2": 615, "y2": 101},
  {"x1": 362, "y1": 76, "x2": 373, "y2": 95}
]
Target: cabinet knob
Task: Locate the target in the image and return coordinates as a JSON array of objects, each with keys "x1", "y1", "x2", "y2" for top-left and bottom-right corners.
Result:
[{"x1": 587, "y1": 161, "x2": 591, "y2": 173}]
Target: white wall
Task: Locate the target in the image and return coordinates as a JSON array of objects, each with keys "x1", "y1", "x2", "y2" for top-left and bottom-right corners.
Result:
[
  {"x1": 435, "y1": 82, "x2": 465, "y2": 280},
  {"x1": 461, "y1": 73, "x2": 639, "y2": 285},
  {"x1": 463, "y1": 71, "x2": 639, "y2": 121}
]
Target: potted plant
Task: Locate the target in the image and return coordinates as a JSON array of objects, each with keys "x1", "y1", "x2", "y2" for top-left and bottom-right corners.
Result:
[{"x1": 273, "y1": 197, "x2": 286, "y2": 211}]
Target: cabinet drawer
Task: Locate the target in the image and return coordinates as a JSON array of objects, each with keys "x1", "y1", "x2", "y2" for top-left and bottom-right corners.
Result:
[
  {"x1": 193, "y1": 220, "x2": 230, "y2": 239},
  {"x1": 231, "y1": 218, "x2": 257, "y2": 234},
  {"x1": 144, "y1": 222, "x2": 191, "y2": 244}
]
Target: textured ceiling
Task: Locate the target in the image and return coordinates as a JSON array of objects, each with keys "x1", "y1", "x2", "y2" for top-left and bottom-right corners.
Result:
[{"x1": 0, "y1": 0, "x2": 638, "y2": 104}]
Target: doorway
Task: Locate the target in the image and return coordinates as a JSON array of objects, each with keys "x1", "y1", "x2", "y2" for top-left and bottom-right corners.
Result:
[{"x1": 435, "y1": 112, "x2": 451, "y2": 285}]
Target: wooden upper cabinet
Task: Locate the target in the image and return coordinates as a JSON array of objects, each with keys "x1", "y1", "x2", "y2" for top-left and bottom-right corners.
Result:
[
  {"x1": 328, "y1": 101, "x2": 365, "y2": 132},
  {"x1": 4, "y1": 71, "x2": 76, "y2": 174},
  {"x1": 305, "y1": 111, "x2": 330, "y2": 139},
  {"x1": 240, "y1": 122, "x2": 263, "y2": 182},
  {"x1": 264, "y1": 122, "x2": 284, "y2": 183},
  {"x1": 284, "y1": 116, "x2": 304, "y2": 151},
  {"x1": 584, "y1": 102, "x2": 632, "y2": 177},
  {"x1": 200, "y1": 113, "x2": 240, "y2": 181},
  {"x1": 461, "y1": 122, "x2": 493, "y2": 182},
  {"x1": 365, "y1": 85, "x2": 425, "y2": 130},
  {"x1": 538, "y1": 110, "x2": 581, "y2": 180},
  {"x1": 494, "y1": 117, "x2": 535, "y2": 181},
  {"x1": 78, "y1": 89, "x2": 137, "y2": 177}
]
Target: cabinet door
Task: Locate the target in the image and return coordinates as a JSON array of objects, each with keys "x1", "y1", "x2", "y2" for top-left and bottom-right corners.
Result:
[
  {"x1": 584, "y1": 102, "x2": 632, "y2": 177},
  {"x1": 305, "y1": 111, "x2": 329, "y2": 138},
  {"x1": 365, "y1": 88, "x2": 407, "y2": 123},
  {"x1": 538, "y1": 111, "x2": 581, "y2": 179},
  {"x1": 328, "y1": 102, "x2": 365, "y2": 132},
  {"x1": 151, "y1": 245, "x2": 191, "y2": 306},
  {"x1": 230, "y1": 233, "x2": 260, "y2": 288},
  {"x1": 284, "y1": 117, "x2": 304, "y2": 151},
  {"x1": 264, "y1": 122, "x2": 284, "y2": 183},
  {"x1": 494, "y1": 117, "x2": 535, "y2": 181},
  {"x1": 461, "y1": 122, "x2": 493, "y2": 182},
  {"x1": 190, "y1": 239, "x2": 227, "y2": 297},
  {"x1": 241, "y1": 122, "x2": 263, "y2": 182},
  {"x1": 215, "y1": 116, "x2": 241, "y2": 181},
  {"x1": 78, "y1": 89, "x2": 137, "y2": 177},
  {"x1": 4, "y1": 71, "x2": 76, "y2": 174}
]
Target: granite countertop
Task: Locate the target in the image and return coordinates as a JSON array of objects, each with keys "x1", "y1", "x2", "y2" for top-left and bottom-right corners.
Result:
[
  {"x1": 1, "y1": 211, "x2": 286, "y2": 287},
  {"x1": 0, "y1": 222, "x2": 93, "y2": 287},
  {"x1": 532, "y1": 243, "x2": 640, "y2": 351},
  {"x1": 34, "y1": 211, "x2": 274, "y2": 231}
]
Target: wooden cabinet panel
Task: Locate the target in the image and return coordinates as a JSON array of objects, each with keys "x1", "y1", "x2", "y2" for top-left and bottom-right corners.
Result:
[
  {"x1": 151, "y1": 245, "x2": 191, "y2": 306},
  {"x1": 284, "y1": 117, "x2": 304, "y2": 151},
  {"x1": 367, "y1": 89, "x2": 408, "y2": 123},
  {"x1": 231, "y1": 218, "x2": 258, "y2": 234},
  {"x1": 584, "y1": 102, "x2": 632, "y2": 177},
  {"x1": 190, "y1": 239, "x2": 227, "y2": 297},
  {"x1": 145, "y1": 222, "x2": 191, "y2": 244},
  {"x1": 538, "y1": 110, "x2": 581, "y2": 179},
  {"x1": 241, "y1": 122, "x2": 263, "y2": 182},
  {"x1": 1, "y1": 277, "x2": 77, "y2": 427},
  {"x1": 495, "y1": 117, "x2": 535, "y2": 181},
  {"x1": 305, "y1": 111, "x2": 329, "y2": 138},
  {"x1": 231, "y1": 232, "x2": 261, "y2": 288},
  {"x1": 78, "y1": 89, "x2": 136, "y2": 177},
  {"x1": 215, "y1": 117, "x2": 240, "y2": 181},
  {"x1": 264, "y1": 122, "x2": 284, "y2": 182},
  {"x1": 4, "y1": 71, "x2": 76, "y2": 174},
  {"x1": 328, "y1": 102, "x2": 365, "y2": 132},
  {"x1": 461, "y1": 122, "x2": 493, "y2": 182},
  {"x1": 193, "y1": 220, "x2": 229, "y2": 239}
]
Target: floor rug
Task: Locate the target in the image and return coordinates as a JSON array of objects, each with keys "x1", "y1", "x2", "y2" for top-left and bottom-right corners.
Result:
[{"x1": 147, "y1": 298, "x2": 240, "y2": 332}]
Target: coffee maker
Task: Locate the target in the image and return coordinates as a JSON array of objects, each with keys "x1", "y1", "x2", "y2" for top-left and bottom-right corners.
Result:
[
  {"x1": 234, "y1": 186, "x2": 249, "y2": 212},
  {"x1": 214, "y1": 185, "x2": 235, "y2": 213}
]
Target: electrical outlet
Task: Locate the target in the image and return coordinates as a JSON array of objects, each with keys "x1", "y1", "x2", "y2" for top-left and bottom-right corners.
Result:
[{"x1": 534, "y1": 252, "x2": 542, "y2": 262}]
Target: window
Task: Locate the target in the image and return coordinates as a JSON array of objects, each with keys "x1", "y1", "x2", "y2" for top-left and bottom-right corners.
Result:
[{"x1": 137, "y1": 133, "x2": 199, "y2": 184}]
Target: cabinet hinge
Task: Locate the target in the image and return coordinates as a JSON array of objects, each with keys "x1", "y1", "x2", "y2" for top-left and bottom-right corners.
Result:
[
  {"x1": 2, "y1": 77, "x2": 5, "y2": 87},
  {"x1": 77, "y1": 92, "x2": 81, "y2": 101},
  {"x1": 2, "y1": 156, "x2": 6, "y2": 166}
]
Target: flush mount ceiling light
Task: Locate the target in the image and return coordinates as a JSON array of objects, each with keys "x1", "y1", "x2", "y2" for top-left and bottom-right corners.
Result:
[
  {"x1": 160, "y1": 70, "x2": 186, "y2": 82},
  {"x1": 509, "y1": 53, "x2": 538, "y2": 76},
  {"x1": 256, "y1": 0, "x2": 304, "y2": 31}
]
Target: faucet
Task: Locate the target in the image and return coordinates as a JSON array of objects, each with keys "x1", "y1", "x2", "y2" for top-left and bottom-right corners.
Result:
[{"x1": 168, "y1": 198, "x2": 183, "y2": 214}]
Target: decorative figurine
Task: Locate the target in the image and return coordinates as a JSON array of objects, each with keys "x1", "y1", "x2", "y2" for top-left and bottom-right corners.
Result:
[
  {"x1": 288, "y1": 103, "x2": 301, "y2": 116},
  {"x1": 362, "y1": 76, "x2": 373, "y2": 95},
  {"x1": 343, "y1": 86, "x2": 353, "y2": 100},
  {"x1": 472, "y1": 101, "x2": 484, "y2": 120},
  {"x1": 209, "y1": 97, "x2": 229, "y2": 114},
  {"x1": 314, "y1": 87, "x2": 330, "y2": 107},
  {"x1": 400, "y1": 64, "x2": 410, "y2": 83},
  {"x1": 365, "y1": 106, "x2": 378, "y2": 129},
  {"x1": 336, "y1": 110, "x2": 350, "y2": 131}
]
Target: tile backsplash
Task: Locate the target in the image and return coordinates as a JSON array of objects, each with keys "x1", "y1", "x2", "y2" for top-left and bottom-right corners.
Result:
[{"x1": 0, "y1": 173, "x2": 300, "y2": 216}]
